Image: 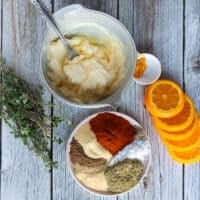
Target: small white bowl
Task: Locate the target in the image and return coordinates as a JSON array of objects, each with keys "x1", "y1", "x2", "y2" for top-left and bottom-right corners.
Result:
[
  {"x1": 133, "y1": 53, "x2": 162, "y2": 85},
  {"x1": 66, "y1": 111, "x2": 151, "y2": 196}
]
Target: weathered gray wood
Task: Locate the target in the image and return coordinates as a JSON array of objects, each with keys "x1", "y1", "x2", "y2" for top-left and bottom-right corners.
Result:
[
  {"x1": 1, "y1": 0, "x2": 200, "y2": 199},
  {"x1": 52, "y1": 1, "x2": 118, "y2": 200},
  {"x1": 119, "y1": 0, "x2": 184, "y2": 200},
  {"x1": 0, "y1": 0, "x2": 2, "y2": 199},
  {"x1": 55, "y1": 0, "x2": 118, "y2": 16},
  {"x1": 1, "y1": 0, "x2": 52, "y2": 200},
  {"x1": 184, "y1": 1, "x2": 200, "y2": 200}
]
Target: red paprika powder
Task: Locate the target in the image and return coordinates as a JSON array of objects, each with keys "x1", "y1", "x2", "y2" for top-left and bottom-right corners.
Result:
[{"x1": 89, "y1": 113, "x2": 135, "y2": 155}]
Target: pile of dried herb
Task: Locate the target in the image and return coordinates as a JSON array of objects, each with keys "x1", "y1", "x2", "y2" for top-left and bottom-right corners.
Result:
[
  {"x1": 105, "y1": 159, "x2": 144, "y2": 193},
  {"x1": 0, "y1": 58, "x2": 63, "y2": 169}
]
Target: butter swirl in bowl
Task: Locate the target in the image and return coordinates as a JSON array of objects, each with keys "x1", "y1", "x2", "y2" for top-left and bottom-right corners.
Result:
[
  {"x1": 40, "y1": 4, "x2": 137, "y2": 108},
  {"x1": 47, "y1": 33, "x2": 125, "y2": 103}
]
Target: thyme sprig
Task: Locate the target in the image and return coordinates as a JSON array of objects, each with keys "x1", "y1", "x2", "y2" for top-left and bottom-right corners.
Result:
[{"x1": 0, "y1": 58, "x2": 63, "y2": 169}]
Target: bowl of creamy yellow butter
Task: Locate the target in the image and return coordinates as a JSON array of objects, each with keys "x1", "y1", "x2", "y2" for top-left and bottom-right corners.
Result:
[{"x1": 40, "y1": 4, "x2": 137, "y2": 108}]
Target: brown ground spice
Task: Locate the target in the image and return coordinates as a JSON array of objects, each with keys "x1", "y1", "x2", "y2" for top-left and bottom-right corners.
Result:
[{"x1": 70, "y1": 138, "x2": 107, "y2": 168}]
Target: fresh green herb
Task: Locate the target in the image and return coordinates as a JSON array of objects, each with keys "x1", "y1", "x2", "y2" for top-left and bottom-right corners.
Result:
[
  {"x1": 0, "y1": 58, "x2": 63, "y2": 169},
  {"x1": 67, "y1": 119, "x2": 73, "y2": 127}
]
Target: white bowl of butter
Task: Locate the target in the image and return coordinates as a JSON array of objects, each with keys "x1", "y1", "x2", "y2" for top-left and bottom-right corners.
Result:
[{"x1": 40, "y1": 4, "x2": 137, "y2": 108}]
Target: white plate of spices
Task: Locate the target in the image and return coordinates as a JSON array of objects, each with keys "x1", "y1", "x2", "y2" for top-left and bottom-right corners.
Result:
[{"x1": 66, "y1": 111, "x2": 151, "y2": 196}]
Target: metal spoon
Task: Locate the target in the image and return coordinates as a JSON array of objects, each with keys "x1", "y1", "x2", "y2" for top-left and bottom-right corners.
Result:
[{"x1": 29, "y1": 0, "x2": 78, "y2": 60}]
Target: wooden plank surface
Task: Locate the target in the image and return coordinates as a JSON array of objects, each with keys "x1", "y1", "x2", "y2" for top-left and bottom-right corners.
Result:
[
  {"x1": 0, "y1": 0, "x2": 2, "y2": 199},
  {"x1": 184, "y1": 1, "x2": 200, "y2": 200},
  {"x1": 1, "y1": 0, "x2": 200, "y2": 199},
  {"x1": 1, "y1": 0, "x2": 52, "y2": 200},
  {"x1": 119, "y1": 0, "x2": 184, "y2": 200},
  {"x1": 52, "y1": 1, "x2": 117, "y2": 200}
]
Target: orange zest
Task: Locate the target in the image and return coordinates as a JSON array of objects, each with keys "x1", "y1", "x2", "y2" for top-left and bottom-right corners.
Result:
[
  {"x1": 133, "y1": 56, "x2": 147, "y2": 78},
  {"x1": 152, "y1": 95, "x2": 196, "y2": 132},
  {"x1": 144, "y1": 80, "x2": 185, "y2": 118}
]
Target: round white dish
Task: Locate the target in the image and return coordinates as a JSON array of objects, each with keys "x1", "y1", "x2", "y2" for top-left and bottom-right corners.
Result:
[
  {"x1": 66, "y1": 111, "x2": 151, "y2": 196},
  {"x1": 133, "y1": 53, "x2": 162, "y2": 85}
]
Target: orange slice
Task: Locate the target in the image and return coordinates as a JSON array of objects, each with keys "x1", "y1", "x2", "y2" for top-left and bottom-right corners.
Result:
[
  {"x1": 169, "y1": 145, "x2": 200, "y2": 164},
  {"x1": 152, "y1": 95, "x2": 195, "y2": 132},
  {"x1": 160, "y1": 121, "x2": 200, "y2": 152},
  {"x1": 144, "y1": 80, "x2": 185, "y2": 118},
  {"x1": 154, "y1": 114, "x2": 198, "y2": 140}
]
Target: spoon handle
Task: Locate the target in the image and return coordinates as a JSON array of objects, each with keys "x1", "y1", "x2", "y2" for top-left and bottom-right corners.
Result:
[{"x1": 29, "y1": 0, "x2": 77, "y2": 59}]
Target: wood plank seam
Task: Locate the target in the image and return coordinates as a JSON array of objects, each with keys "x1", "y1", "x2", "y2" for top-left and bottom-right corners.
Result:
[
  {"x1": 50, "y1": 1, "x2": 54, "y2": 200},
  {"x1": 182, "y1": 0, "x2": 185, "y2": 199},
  {"x1": 183, "y1": 0, "x2": 200, "y2": 200},
  {"x1": 50, "y1": 95, "x2": 54, "y2": 200},
  {"x1": 0, "y1": 0, "x2": 3, "y2": 200}
]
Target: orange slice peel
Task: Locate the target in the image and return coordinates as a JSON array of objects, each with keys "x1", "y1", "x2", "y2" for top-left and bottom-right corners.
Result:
[
  {"x1": 169, "y1": 146, "x2": 200, "y2": 164},
  {"x1": 152, "y1": 95, "x2": 195, "y2": 132},
  {"x1": 144, "y1": 80, "x2": 185, "y2": 118},
  {"x1": 161, "y1": 123, "x2": 200, "y2": 152},
  {"x1": 154, "y1": 114, "x2": 198, "y2": 141}
]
